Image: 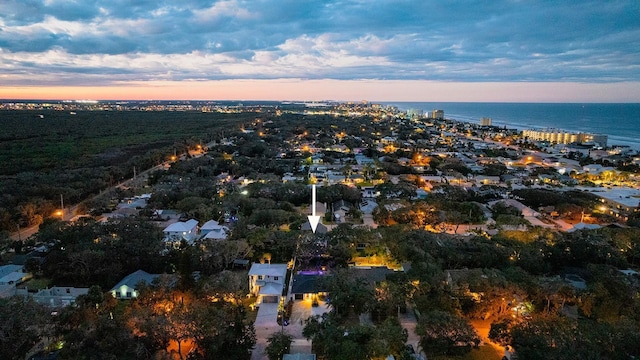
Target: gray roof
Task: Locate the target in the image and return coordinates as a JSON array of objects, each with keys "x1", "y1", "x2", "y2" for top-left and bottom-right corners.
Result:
[
  {"x1": 111, "y1": 270, "x2": 160, "y2": 291},
  {"x1": 248, "y1": 263, "x2": 288, "y2": 277},
  {"x1": 350, "y1": 266, "x2": 396, "y2": 284},
  {"x1": 0, "y1": 265, "x2": 23, "y2": 278},
  {"x1": 291, "y1": 274, "x2": 329, "y2": 294},
  {"x1": 301, "y1": 221, "x2": 328, "y2": 234}
]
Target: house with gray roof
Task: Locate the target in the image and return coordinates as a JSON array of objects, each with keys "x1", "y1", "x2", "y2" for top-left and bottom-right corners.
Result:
[
  {"x1": 110, "y1": 269, "x2": 168, "y2": 300},
  {"x1": 30, "y1": 286, "x2": 89, "y2": 307},
  {"x1": 200, "y1": 219, "x2": 229, "y2": 240},
  {"x1": 0, "y1": 264, "x2": 30, "y2": 286}
]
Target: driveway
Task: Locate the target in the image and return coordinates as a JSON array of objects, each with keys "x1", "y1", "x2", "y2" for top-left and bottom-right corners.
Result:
[
  {"x1": 399, "y1": 305, "x2": 426, "y2": 359},
  {"x1": 252, "y1": 299, "x2": 329, "y2": 360},
  {"x1": 361, "y1": 200, "x2": 378, "y2": 228},
  {"x1": 252, "y1": 303, "x2": 280, "y2": 360}
]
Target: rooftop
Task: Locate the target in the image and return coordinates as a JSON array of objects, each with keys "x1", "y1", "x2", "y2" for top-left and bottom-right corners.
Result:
[{"x1": 248, "y1": 263, "x2": 288, "y2": 277}]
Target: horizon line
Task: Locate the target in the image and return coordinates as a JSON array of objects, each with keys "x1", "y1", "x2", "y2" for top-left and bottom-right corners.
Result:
[
  {"x1": 1, "y1": 98, "x2": 639, "y2": 104},
  {"x1": 1, "y1": 80, "x2": 639, "y2": 103}
]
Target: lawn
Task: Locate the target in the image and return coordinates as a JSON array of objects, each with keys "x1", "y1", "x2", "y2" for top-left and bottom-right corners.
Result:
[
  {"x1": 18, "y1": 277, "x2": 51, "y2": 291},
  {"x1": 243, "y1": 295, "x2": 259, "y2": 323}
]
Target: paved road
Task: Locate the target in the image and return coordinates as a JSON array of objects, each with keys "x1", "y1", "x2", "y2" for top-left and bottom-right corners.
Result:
[
  {"x1": 9, "y1": 163, "x2": 167, "y2": 241},
  {"x1": 471, "y1": 319, "x2": 505, "y2": 358}
]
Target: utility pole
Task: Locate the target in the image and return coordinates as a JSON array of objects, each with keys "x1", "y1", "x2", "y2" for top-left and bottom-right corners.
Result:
[{"x1": 60, "y1": 194, "x2": 64, "y2": 220}]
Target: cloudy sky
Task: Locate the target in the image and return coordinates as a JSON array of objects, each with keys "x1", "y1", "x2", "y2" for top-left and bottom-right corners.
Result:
[{"x1": 1, "y1": 0, "x2": 639, "y2": 101}]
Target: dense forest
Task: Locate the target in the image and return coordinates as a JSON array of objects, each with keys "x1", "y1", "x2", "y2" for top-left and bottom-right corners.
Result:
[{"x1": 0, "y1": 110, "x2": 257, "y2": 234}]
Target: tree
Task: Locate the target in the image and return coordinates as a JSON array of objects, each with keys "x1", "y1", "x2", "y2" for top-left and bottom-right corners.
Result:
[
  {"x1": 188, "y1": 301, "x2": 256, "y2": 360},
  {"x1": 371, "y1": 280, "x2": 409, "y2": 322},
  {"x1": 445, "y1": 210, "x2": 465, "y2": 233},
  {"x1": 200, "y1": 270, "x2": 248, "y2": 305},
  {"x1": 369, "y1": 318, "x2": 408, "y2": 358},
  {"x1": 416, "y1": 310, "x2": 480, "y2": 357},
  {"x1": 0, "y1": 297, "x2": 51, "y2": 360},
  {"x1": 55, "y1": 285, "x2": 141, "y2": 359},
  {"x1": 508, "y1": 314, "x2": 640, "y2": 360},
  {"x1": 303, "y1": 313, "x2": 382, "y2": 360},
  {"x1": 488, "y1": 318, "x2": 515, "y2": 347},
  {"x1": 265, "y1": 331, "x2": 293, "y2": 360},
  {"x1": 324, "y1": 269, "x2": 374, "y2": 318}
]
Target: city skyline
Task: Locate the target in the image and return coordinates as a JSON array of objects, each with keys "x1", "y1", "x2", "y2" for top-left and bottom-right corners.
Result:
[{"x1": 1, "y1": 1, "x2": 640, "y2": 102}]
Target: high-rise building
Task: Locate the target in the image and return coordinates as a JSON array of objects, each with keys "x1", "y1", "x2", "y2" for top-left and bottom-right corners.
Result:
[
  {"x1": 480, "y1": 117, "x2": 492, "y2": 126},
  {"x1": 407, "y1": 108, "x2": 423, "y2": 118},
  {"x1": 521, "y1": 129, "x2": 608, "y2": 147},
  {"x1": 430, "y1": 109, "x2": 444, "y2": 120}
]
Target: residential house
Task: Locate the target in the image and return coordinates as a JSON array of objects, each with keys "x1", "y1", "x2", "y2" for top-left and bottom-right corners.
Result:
[
  {"x1": 475, "y1": 175, "x2": 501, "y2": 186},
  {"x1": 291, "y1": 273, "x2": 329, "y2": 301},
  {"x1": 30, "y1": 287, "x2": 89, "y2": 307},
  {"x1": 301, "y1": 221, "x2": 328, "y2": 234},
  {"x1": 163, "y1": 218, "x2": 199, "y2": 246},
  {"x1": 490, "y1": 199, "x2": 540, "y2": 217},
  {"x1": 200, "y1": 220, "x2": 229, "y2": 240},
  {"x1": 282, "y1": 173, "x2": 303, "y2": 183},
  {"x1": 332, "y1": 200, "x2": 355, "y2": 222},
  {"x1": 0, "y1": 264, "x2": 31, "y2": 286},
  {"x1": 362, "y1": 187, "x2": 379, "y2": 198},
  {"x1": 350, "y1": 174, "x2": 365, "y2": 184},
  {"x1": 355, "y1": 154, "x2": 375, "y2": 165},
  {"x1": 110, "y1": 269, "x2": 169, "y2": 299},
  {"x1": 248, "y1": 263, "x2": 288, "y2": 304},
  {"x1": 500, "y1": 174, "x2": 522, "y2": 186}
]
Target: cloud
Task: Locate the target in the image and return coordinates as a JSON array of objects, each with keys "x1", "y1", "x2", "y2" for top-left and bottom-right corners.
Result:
[{"x1": 0, "y1": 0, "x2": 638, "y2": 88}]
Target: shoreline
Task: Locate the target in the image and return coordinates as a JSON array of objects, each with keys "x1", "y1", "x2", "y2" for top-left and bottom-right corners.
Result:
[
  {"x1": 384, "y1": 102, "x2": 640, "y2": 151},
  {"x1": 451, "y1": 114, "x2": 640, "y2": 150}
]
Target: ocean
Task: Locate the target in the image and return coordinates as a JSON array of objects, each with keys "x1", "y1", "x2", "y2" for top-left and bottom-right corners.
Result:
[{"x1": 383, "y1": 102, "x2": 640, "y2": 149}]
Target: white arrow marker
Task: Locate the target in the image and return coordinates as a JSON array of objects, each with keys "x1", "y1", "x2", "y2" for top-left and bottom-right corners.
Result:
[{"x1": 307, "y1": 184, "x2": 321, "y2": 233}]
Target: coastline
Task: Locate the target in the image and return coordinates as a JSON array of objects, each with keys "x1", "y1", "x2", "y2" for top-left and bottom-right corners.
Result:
[
  {"x1": 384, "y1": 102, "x2": 640, "y2": 150},
  {"x1": 447, "y1": 112, "x2": 640, "y2": 149}
]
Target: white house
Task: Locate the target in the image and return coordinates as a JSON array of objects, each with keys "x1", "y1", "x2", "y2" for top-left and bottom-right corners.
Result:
[
  {"x1": 110, "y1": 269, "x2": 161, "y2": 300},
  {"x1": 30, "y1": 286, "x2": 89, "y2": 307},
  {"x1": 248, "y1": 263, "x2": 288, "y2": 304},
  {"x1": 200, "y1": 220, "x2": 229, "y2": 240},
  {"x1": 163, "y1": 219, "x2": 199, "y2": 246},
  {"x1": 475, "y1": 175, "x2": 501, "y2": 186}
]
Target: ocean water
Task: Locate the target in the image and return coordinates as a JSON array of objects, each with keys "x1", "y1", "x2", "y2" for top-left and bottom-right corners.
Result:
[{"x1": 384, "y1": 102, "x2": 640, "y2": 149}]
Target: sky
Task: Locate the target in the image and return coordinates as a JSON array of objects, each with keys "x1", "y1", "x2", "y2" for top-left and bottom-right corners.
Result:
[{"x1": 1, "y1": 0, "x2": 639, "y2": 102}]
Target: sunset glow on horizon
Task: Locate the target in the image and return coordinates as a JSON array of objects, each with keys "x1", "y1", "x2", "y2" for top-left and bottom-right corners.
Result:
[{"x1": 2, "y1": 80, "x2": 640, "y2": 103}]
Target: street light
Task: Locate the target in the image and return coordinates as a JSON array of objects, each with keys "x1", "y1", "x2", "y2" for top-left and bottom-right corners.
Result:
[{"x1": 58, "y1": 194, "x2": 64, "y2": 220}]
